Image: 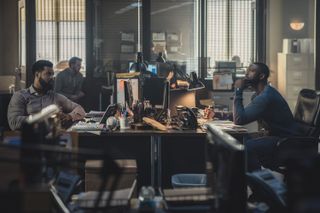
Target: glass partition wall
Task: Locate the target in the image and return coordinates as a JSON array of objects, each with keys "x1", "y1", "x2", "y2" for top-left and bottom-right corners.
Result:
[
  {"x1": 90, "y1": 0, "x2": 140, "y2": 81},
  {"x1": 150, "y1": 0, "x2": 199, "y2": 75},
  {"x1": 89, "y1": 0, "x2": 199, "y2": 82}
]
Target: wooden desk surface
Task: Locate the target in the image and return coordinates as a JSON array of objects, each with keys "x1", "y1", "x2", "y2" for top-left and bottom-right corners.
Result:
[{"x1": 78, "y1": 128, "x2": 206, "y2": 137}]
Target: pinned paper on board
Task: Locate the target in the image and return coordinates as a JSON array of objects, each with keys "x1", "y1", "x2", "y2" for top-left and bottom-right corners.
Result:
[{"x1": 213, "y1": 72, "x2": 234, "y2": 90}]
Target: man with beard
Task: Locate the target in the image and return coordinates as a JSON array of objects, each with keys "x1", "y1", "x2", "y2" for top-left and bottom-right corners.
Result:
[
  {"x1": 54, "y1": 57, "x2": 84, "y2": 103},
  {"x1": 233, "y1": 62, "x2": 305, "y2": 171},
  {"x1": 7, "y1": 60, "x2": 85, "y2": 130}
]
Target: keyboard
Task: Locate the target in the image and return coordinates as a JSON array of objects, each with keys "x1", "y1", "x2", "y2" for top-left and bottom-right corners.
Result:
[
  {"x1": 89, "y1": 116, "x2": 103, "y2": 123},
  {"x1": 71, "y1": 122, "x2": 104, "y2": 131}
]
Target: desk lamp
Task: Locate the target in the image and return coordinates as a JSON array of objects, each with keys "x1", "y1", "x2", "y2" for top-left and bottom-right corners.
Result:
[
  {"x1": 129, "y1": 52, "x2": 148, "y2": 73},
  {"x1": 156, "y1": 52, "x2": 166, "y2": 63},
  {"x1": 188, "y1": 71, "x2": 205, "y2": 91}
]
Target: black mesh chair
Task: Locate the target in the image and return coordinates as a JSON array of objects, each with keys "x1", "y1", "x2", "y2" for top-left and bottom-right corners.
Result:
[{"x1": 276, "y1": 89, "x2": 320, "y2": 168}]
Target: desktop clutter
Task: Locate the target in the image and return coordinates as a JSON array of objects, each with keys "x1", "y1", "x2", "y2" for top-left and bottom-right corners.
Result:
[
  {"x1": 79, "y1": 103, "x2": 188, "y2": 132},
  {"x1": 76, "y1": 100, "x2": 218, "y2": 132}
]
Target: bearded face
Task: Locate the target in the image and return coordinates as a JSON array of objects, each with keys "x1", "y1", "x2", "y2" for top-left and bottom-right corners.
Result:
[{"x1": 244, "y1": 64, "x2": 263, "y2": 88}]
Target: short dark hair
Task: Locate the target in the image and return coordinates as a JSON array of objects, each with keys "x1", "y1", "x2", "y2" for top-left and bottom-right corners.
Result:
[
  {"x1": 32, "y1": 60, "x2": 53, "y2": 76},
  {"x1": 68, "y1": 57, "x2": 82, "y2": 67},
  {"x1": 252, "y1": 62, "x2": 270, "y2": 81}
]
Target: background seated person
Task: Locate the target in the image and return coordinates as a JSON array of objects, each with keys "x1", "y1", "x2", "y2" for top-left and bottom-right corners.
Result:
[
  {"x1": 233, "y1": 62, "x2": 305, "y2": 172},
  {"x1": 54, "y1": 56, "x2": 85, "y2": 103},
  {"x1": 7, "y1": 60, "x2": 85, "y2": 130}
]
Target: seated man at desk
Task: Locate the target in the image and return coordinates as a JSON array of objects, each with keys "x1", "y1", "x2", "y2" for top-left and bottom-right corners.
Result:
[
  {"x1": 54, "y1": 56, "x2": 85, "y2": 103},
  {"x1": 233, "y1": 62, "x2": 305, "y2": 172},
  {"x1": 7, "y1": 60, "x2": 85, "y2": 130}
]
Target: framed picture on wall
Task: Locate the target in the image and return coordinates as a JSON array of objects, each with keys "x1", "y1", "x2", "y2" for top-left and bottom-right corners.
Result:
[
  {"x1": 167, "y1": 33, "x2": 179, "y2": 42},
  {"x1": 121, "y1": 32, "x2": 135, "y2": 42},
  {"x1": 152, "y1": 32, "x2": 166, "y2": 41},
  {"x1": 120, "y1": 44, "x2": 135, "y2": 53},
  {"x1": 167, "y1": 45, "x2": 179, "y2": 53},
  {"x1": 153, "y1": 41, "x2": 166, "y2": 53}
]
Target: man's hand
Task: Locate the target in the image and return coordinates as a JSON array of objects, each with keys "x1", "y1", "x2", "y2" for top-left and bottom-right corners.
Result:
[
  {"x1": 78, "y1": 91, "x2": 85, "y2": 98},
  {"x1": 57, "y1": 112, "x2": 73, "y2": 128},
  {"x1": 234, "y1": 79, "x2": 245, "y2": 89},
  {"x1": 70, "y1": 92, "x2": 85, "y2": 101}
]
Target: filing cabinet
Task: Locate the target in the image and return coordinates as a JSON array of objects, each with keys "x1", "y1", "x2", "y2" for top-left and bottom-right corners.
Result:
[{"x1": 277, "y1": 53, "x2": 315, "y2": 111}]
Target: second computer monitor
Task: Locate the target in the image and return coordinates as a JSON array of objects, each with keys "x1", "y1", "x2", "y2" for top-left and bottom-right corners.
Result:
[
  {"x1": 142, "y1": 77, "x2": 167, "y2": 108},
  {"x1": 129, "y1": 62, "x2": 157, "y2": 75}
]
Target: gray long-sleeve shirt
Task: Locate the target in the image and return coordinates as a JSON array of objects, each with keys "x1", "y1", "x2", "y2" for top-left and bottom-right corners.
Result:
[
  {"x1": 233, "y1": 85, "x2": 305, "y2": 137},
  {"x1": 7, "y1": 85, "x2": 85, "y2": 130},
  {"x1": 54, "y1": 68, "x2": 84, "y2": 99}
]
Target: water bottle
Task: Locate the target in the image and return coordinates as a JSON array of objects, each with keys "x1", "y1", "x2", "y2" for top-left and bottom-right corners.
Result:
[{"x1": 138, "y1": 186, "x2": 156, "y2": 212}]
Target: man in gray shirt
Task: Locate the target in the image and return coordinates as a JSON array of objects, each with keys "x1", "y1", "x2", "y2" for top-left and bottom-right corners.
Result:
[
  {"x1": 54, "y1": 57, "x2": 85, "y2": 102},
  {"x1": 8, "y1": 60, "x2": 85, "y2": 130}
]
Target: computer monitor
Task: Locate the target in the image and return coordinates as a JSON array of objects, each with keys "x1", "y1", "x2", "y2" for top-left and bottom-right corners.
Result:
[
  {"x1": 116, "y1": 78, "x2": 139, "y2": 106},
  {"x1": 206, "y1": 123, "x2": 247, "y2": 213},
  {"x1": 148, "y1": 63, "x2": 157, "y2": 75},
  {"x1": 142, "y1": 77, "x2": 167, "y2": 108},
  {"x1": 124, "y1": 80, "x2": 134, "y2": 108},
  {"x1": 129, "y1": 61, "x2": 157, "y2": 75}
]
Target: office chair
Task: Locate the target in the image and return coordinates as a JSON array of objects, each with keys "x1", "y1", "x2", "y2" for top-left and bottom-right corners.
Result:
[{"x1": 276, "y1": 89, "x2": 320, "y2": 168}]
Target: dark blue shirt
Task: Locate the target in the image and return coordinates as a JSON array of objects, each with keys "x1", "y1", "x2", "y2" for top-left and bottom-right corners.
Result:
[{"x1": 233, "y1": 85, "x2": 305, "y2": 137}]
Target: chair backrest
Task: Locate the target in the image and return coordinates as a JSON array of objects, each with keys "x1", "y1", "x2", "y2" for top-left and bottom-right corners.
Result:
[{"x1": 293, "y1": 89, "x2": 320, "y2": 137}]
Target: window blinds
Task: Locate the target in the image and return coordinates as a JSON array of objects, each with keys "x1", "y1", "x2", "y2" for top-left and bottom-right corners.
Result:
[
  {"x1": 207, "y1": 0, "x2": 255, "y2": 68},
  {"x1": 36, "y1": 0, "x2": 86, "y2": 72}
]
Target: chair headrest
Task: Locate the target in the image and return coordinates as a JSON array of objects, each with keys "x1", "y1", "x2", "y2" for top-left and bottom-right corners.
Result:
[{"x1": 294, "y1": 89, "x2": 320, "y2": 127}]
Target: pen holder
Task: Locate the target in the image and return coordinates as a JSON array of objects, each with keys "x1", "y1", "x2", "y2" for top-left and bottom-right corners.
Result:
[{"x1": 119, "y1": 117, "x2": 130, "y2": 130}]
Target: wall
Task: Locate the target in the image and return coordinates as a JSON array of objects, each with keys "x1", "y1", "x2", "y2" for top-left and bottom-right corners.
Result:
[
  {"x1": 0, "y1": 0, "x2": 3, "y2": 71},
  {"x1": 282, "y1": 0, "x2": 310, "y2": 38},
  {"x1": 266, "y1": 0, "x2": 282, "y2": 86},
  {"x1": 266, "y1": 0, "x2": 315, "y2": 88},
  {"x1": 0, "y1": 0, "x2": 18, "y2": 76}
]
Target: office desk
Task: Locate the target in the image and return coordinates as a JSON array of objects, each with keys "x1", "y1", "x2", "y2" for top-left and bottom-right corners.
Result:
[
  {"x1": 77, "y1": 125, "x2": 248, "y2": 190},
  {"x1": 78, "y1": 129, "x2": 207, "y2": 190}
]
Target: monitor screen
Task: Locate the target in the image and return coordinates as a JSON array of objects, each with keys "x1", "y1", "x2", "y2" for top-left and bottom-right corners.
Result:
[
  {"x1": 148, "y1": 63, "x2": 157, "y2": 75},
  {"x1": 206, "y1": 123, "x2": 246, "y2": 212},
  {"x1": 142, "y1": 77, "x2": 167, "y2": 108},
  {"x1": 116, "y1": 79, "x2": 139, "y2": 106},
  {"x1": 129, "y1": 62, "x2": 157, "y2": 75},
  {"x1": 129, "y1": 62, "x2": 134, "y2": 71},
  {"x1": 124, "y1": 80, "x2": 134, "y2": 108}
]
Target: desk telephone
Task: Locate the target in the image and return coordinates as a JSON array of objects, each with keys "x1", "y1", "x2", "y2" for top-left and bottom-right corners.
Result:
[
  {"x1": 247, "y1": 169, "x2": 286, "y2": 212},
  {"x1": 176, "y1": 106, "x2": 198, "y2": 130},
  {"x1": 54, "y1": 171, "x2": 81, "y2": 203}
]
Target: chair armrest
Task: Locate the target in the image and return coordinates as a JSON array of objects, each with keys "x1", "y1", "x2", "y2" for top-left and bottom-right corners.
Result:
[
  {"x1": 277, "y1": 136, "x2": 317, "y2": 146},
  {"x1": 277, "y1": 137, "x2": 318, "y2": 163}
]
